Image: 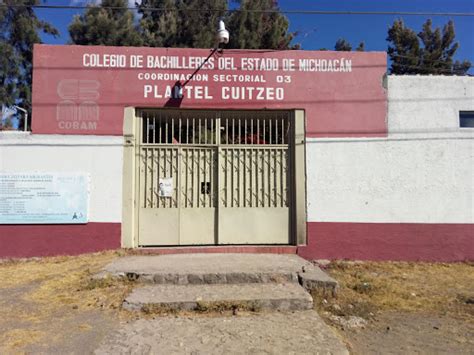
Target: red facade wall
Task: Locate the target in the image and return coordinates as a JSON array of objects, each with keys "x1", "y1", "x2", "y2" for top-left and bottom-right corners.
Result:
[
  {"x1": 2, "y1": 222, "x2": 472, "y2": 260},
  {"x1": 0, "y1": 223, "x2": 120, "y2": 258},
  {"x1": 32, "y1": 44, "x2": 387, "y2": 138},
  {"x1": 298, "y1": 222, "x2": 474, "y2": 262}
]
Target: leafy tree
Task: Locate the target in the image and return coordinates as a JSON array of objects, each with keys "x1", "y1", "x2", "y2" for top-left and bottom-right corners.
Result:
[
  {"x1": 334, "y1": 38, "x2": 365, "y2": 52},
  {"x1": 0, "y1": 37, "x2": 18, "y2": 108},
  {"x1": 69, "y1": 0, "x2": 143, "y2": 46},
  {"x1": 387, "y1": 19, "x2": 471, "y2": 75},
  {"x1": 386, "y1": 20, "x2": 421, "y2": 74},
  {"x1": 334, "y1": 38, "x2": 351, "y2": 51},
  {"x1": 355, "y1": 42, "x2": 365, "y2": 52},
  {"x1": 137, "y1": 0, "x2": 179, "y2": 47},
  {"x1": 138, "y1": 0, "x2": 227, "y2": 48},
  {"x1": 0, "y1": 0, "x2": 58, "y2": 125},
  {"x1": 417, "y1": 19, "x2": 471, "y2": 75},
  {"x1": 453, "y1": 60, "x2": 471, "y2": 75},
  {"x1": 227, "y1": 0, "x2": 296, "y2": 49},
  {"x1": 70, "y1": 0, "x2": 295, "y2": 50}
]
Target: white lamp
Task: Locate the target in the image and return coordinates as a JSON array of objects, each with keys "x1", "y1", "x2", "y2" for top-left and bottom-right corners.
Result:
[{"x1": 216, "y1": 20, "x2": 229, "y2": 44}]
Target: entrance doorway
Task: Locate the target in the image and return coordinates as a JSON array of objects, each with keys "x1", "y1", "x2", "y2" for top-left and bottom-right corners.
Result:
[{"x1": 136, "y1": 109, "x2": 294, "y2": 246}]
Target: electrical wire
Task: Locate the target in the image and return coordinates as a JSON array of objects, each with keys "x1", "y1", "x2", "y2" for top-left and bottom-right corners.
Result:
[
  {"x1": 0, "y1": 4, "x2": 473, "y2": 17},
  {"x1": 1, "y1": 3, "x2": 472, "y2": 74}
]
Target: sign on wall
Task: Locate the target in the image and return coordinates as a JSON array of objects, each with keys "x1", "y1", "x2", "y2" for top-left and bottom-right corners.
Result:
[
  {"x1": 159, "y1": 178, "x2": 173, "y2": 197},
  {"x1": 32, "y1": 45, "x2": 387, "y2": 138},
  {"x1": 0, "y1": 173, "x2": 89, "y2": 224}
]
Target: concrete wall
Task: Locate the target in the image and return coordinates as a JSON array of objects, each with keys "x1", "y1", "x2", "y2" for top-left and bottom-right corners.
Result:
[
  {"x1": 306, "y1": 136, "x2": 473, "y2": 224},
  {"x1": 0, "y1": 133, "x2": 123, "y2": 257},
  {"x1": 0, "y1": 133, "x2": 124, "y2": 223},
  {"x1": 388, "y1": 75, "x2": 473, "y2": 133},
  {"x1": 1, "y1": 75, "x2": 473, "y2": 260},
  {"x1": 299, "y1": 75, "x2": 474, "y2": 261}
]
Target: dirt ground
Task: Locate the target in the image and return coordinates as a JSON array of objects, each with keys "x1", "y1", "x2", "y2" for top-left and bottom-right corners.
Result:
[
  {"x1": 0, "y1": 251, "x2": 131, "y2": 354},
  {"x1": 315, "y1": 260, "x2": 474, "y2": 354},
  {"x1": 0, "y1": 252, "x2": 473, "y2": 354},
  {"x1": 94, "y1": 311, "x2": 348, "y2": 355}
]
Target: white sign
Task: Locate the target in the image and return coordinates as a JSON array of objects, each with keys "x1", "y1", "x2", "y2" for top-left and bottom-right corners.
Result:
[
  {"x1": 0, "y1": 173, "x2": 89, "y2": 224},
  {"x1": 159, "y1": 178, "x2": 173, "y2": 197}
]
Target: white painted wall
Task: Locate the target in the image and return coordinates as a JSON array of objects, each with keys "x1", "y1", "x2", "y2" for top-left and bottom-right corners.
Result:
[
  {"x1": 0, "y1": 133, "x2": 124, "y2": 223},
  {"x1": 307, "y1": 75, "x2": 474, "y2": 223},
  {"x1": 1, "y1": 76, "x2": 472, "y2": 226},
  {"x1": 388, "y1": 75, "x2": 474, "y2": 133}
]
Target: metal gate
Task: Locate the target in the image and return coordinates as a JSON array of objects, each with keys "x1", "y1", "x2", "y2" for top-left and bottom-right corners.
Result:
[{"x1": 137, "y1": 110, "x2": 291, "y2": 246}]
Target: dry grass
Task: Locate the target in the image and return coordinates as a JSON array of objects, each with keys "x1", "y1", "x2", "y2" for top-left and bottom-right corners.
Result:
[
  {"x1": 141, "y1": 300, "x2": 263, "y2": 315},
  {"x1": 0, "y1": 250, "x2": 133, "y2": 351},
  {"x1": 1, "y1": 252, "x2": 473, "y2": 351},
  {"x1": 316, "y1": 261, "x2": 474, "y2": 321}
]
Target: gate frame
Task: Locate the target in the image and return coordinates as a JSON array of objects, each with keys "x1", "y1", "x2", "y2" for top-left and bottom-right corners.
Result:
[{"x1": 121, "y1": 107, "x2": 307, "y2": 248}]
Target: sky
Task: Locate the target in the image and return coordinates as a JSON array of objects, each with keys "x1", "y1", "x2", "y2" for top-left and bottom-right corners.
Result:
[{"x1": 32, "y1": 0, "x2": 474, "y2": 74}]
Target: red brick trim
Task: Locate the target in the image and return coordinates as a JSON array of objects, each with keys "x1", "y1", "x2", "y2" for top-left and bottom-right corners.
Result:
[
  {"x1": 0, "y1": 223, "x2": 121, "y2": 258},
  {"x1": 298, "y1": 222, "x2": 474, "y2": 261}
]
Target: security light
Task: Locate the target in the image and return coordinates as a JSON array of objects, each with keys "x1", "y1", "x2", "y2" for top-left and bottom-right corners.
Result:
[
  {"x1": 216, "y1": 19, "x2": 229, "y2": 44},
  {"x1": 177, "y1": 19, "x2": 229, "y2": 97}
]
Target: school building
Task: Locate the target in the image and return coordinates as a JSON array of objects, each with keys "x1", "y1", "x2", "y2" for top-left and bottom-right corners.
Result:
[{"x1": 0, "y1": 44, "x2": 472, "y2": 260}]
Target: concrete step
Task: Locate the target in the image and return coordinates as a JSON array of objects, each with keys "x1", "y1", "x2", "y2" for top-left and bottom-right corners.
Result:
[
  {"x1": 99, "y1": 254, "x2": 308, "y2": 285},
  {"x1": 123, "y1": 283, "x2": 313, "y2": 312},
  {"x1": 96, "y1": 253, "x2": 339, "y2": 295}
]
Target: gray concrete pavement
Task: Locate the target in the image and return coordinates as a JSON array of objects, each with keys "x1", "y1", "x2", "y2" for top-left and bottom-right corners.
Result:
[{"x1": 95, "y1": 311, "x2": 349, "y2": 355}]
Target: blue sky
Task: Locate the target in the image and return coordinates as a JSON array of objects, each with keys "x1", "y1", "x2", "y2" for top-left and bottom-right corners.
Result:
[{"x1": 35, "y1": 0, "x2": 474, "y2": 72}]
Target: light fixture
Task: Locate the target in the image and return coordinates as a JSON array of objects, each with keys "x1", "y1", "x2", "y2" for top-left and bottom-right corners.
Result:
[
  {"x1": 216, "y1": 19, "x2": 229, "y2": 44},
  {"x1": 176, "y1": 19, "x2": 230, "y2": 100}
]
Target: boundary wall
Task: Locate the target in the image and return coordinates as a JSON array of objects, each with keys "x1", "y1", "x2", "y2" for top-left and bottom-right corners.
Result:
[{"x1": 1, "y1": 74, "x2": 472, "y2": 260}]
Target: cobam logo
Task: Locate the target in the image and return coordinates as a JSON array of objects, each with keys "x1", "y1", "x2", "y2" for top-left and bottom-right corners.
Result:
[{"x1": 56, "y1": 80, "x2": 100, "y2": 130}]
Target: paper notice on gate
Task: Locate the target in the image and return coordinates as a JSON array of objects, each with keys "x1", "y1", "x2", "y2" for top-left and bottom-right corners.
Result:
[{"x1": 159, "y1": 178, "x2": 173, "y2": 197}]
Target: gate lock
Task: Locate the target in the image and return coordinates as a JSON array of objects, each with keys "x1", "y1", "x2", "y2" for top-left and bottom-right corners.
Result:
[{"x1": 201, "y1": 182, "x2": 211, "y2": 194}]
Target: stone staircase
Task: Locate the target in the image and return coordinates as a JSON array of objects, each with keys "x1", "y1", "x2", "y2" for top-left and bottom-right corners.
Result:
[{"x1": 95, "y1": 253, "x2": 338, "y2": 313}]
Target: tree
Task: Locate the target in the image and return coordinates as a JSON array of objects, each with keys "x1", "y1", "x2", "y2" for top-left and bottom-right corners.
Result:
[
  {"x1": 334, "y1": 38, "x2": 365, "y2": 52},
  {"x1": 334, "y1": 38, "x2": 351, "y2": 51},
  {"x1": 387, "y1": 19, "x2": 471, "y2": 75},
  {"x1": 69, "y1": 0, "x2": 295, "y2": 50},
  {"x1": 69, "y1": 0, "x2": 143, "y2": 46},
  {"x1": 0, "y1": 37, "x2": 18, "y2": 109},
  {"x1": 386, "y1": 20, "x2": 421, "y2": 74},
  {"x1": 0, "y1": 0, "x2": 58, "y2": 124},
  {"x1": 355, "y1": 42, "x2": 365, "y2": 52},
  {"x1": 227, "y1": 0, "x2": 296, "y2": 49},
  {"x1": 138, "y1": 0, "x2": 227, "y2": 48},
  {"x1": 453, "y1": 60, "x2": 471, "y2": 75}
]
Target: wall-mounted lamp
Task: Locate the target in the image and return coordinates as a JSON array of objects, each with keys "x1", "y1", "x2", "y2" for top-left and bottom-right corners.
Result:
[
  {"x1": 216, "y1": 19, "x2": 230, "y2": 45},
  {"x1": 175, "y1": 19, "x2": 230, "y2": 101}
]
